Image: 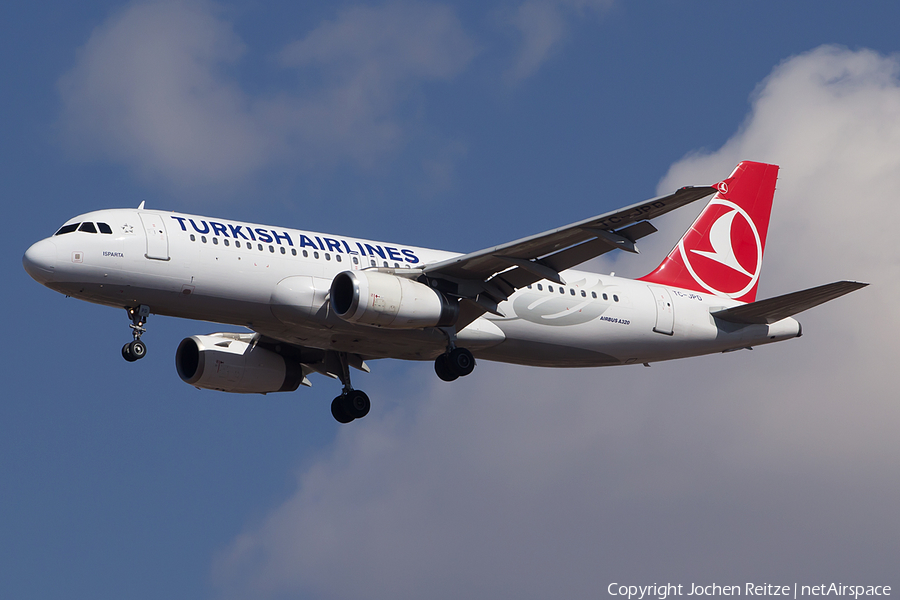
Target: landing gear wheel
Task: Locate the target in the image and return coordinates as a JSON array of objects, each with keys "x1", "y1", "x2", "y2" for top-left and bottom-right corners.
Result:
[
  {"x1": 328, "y1": 351, "x2": 372, "y2": 423},
  {"x1": 123, "y1": 305, "x2": 150, "y2": 364},
  {"x1": 128, "y1": 340, "x2": 147, "y2": 360},
  {"x1": 341, "y1": 390, "x2": 371, "y2": 420},
  {"x1": 331, "y1": 397, "x2": 355, "y2": 424},
  {"x1": 434, "y1": 353, "x2": 459, "y2": 382},
  {"x1": 448, "y1": 347, "x2": 475, "y2": 377}
]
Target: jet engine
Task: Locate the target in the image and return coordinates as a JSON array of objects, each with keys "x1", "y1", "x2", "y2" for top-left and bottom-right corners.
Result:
[
  {"x1": 175, "y1": 334, "x2": 304, "y2": 394},
  {"x1": 330, "y1": 270, "x2": 458, "y2": 329}
]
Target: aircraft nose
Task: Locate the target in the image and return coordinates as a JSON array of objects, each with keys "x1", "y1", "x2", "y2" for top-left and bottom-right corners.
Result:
[{"x1": 23, "y1": 238, "x2": 57, "y2": 283}]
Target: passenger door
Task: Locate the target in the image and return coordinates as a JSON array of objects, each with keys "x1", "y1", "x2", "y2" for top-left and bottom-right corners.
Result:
[
  {"x1": 648, "y1": 285, "x2": 675, "y2": 335},
  {"x1": 139, "y1": 213, "x2": 169, "y2": 260}
]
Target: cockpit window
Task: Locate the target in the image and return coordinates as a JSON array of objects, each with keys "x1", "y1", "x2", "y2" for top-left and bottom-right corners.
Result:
[
  {"x1": 55, "y1": 223, "x2": 79, "y2": 235},
  {"x1": 97, "y1": 222, "x2": 113, "y2": 234},
  {"x1": 78, "y1": 222, "x2": 98, "y2": 233}
]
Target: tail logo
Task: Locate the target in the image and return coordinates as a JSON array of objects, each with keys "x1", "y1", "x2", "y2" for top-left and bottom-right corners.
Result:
[{"x1": 677, "y1": 198, "x2": 762, "y2": 298}]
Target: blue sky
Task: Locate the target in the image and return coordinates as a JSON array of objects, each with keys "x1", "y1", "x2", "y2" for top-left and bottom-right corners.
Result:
[{"x1": 4, "y1": 2, "x2": 900, "y2": 599}]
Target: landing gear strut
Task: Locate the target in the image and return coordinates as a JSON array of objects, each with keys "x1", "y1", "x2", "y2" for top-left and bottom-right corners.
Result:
[
  {"x1": 434, "y1": 328, "x2": 475, "y2": 381},
  {"x1": 122, "y1": 305, "x2": 150, "y2": 362},
  {"x1": 330, "y1": 351, "x2": 371, "y2": 424}
]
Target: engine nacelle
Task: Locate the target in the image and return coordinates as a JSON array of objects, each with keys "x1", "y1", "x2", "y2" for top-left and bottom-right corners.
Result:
[
  {"x1": 175, "y1": 335, "x2": 304, "y2": 394},
  {"x1": 330, "y1": 270, "x2": 458, "y2": 329}
]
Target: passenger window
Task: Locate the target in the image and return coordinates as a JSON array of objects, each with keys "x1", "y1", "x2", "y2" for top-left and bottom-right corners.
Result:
[
  {"x1": 235, "y1": 241, "x2": 241, "y2": 248},
  {"x1": 325, "y1": 253, "x2": 331, "y2": 261},
  {"x1": 370, "y1": 259, "x2": 376, "y2": 266},
  {"x1": 190, "y1": 234, "x2": 196, "y2": 242},
  {"x1": 336, "y1": 255, "x2": 341, "y2": 262},
  {"x1": 314, "y1": 251, "x2": 319, "y2": 259},
  {"x1": 383, "y1": 261, "x2": 389, "y2": 267},
  {"x1": 213, "y1": 237, "x2": 218, "y2": 245},
  {"x1": 97, "y1": 222, "x2": 113, "y2": 234},
  {"x1": 269, "y1": 245, "x2": 274, "y2": 253},
  {"x1": 559, "y1": 287, "x2": 564, "y2": 294},
  {"x1": 201, "y1": 236, "x2": 207, "y2": 243},
  {"x1": 591, "y1": 292, "x2": 597, "y2": 299},
  {"x1": 352, "y1": 256, "x2": 358, "y2": 265},
  {"x1": 291, "y1": 248, "x2": 297, "y2": 256},
  {"x1": 258, "y1": 243, "x2": 263, "y2": 251},
  {"x1": 79, "y1": 222, "x2": 97, "y2": 233},
  {"x1": 613, "y1": 295, "x2": 619, "y2": 302},
  {"x1": 280, "y1": 247, "x2": 285, "y2": 254},
  {"x1": 548, "y1": 285, "x2": 554, "y2": 292},
  {"x1": 602, "y1": 293, "x2": 608, "y2": 300},
  {"x1": 537, "y1": 284, "x2": 543, "y2": 291},
  {"x1": 303, "y1": 250, "x2": 308, "y2": 257},
  {"x1": 570, "y1": 289, "x2": 575, "y2": 295},
  {"x1": 394, "y1": 263, "x2": 400, "y2": 268},
  {"x1": 224, "y1": 239, "x2": 230, "y2": 247},
  {"x1": 581, "y1": 290, "x2": 586, "y2": 297},
  {"x1": 55, "y1": 223, "x2": 79, "y2": 235},
  {"x1": 527, "y1": 285, "x2": 532, "y2": 289}
]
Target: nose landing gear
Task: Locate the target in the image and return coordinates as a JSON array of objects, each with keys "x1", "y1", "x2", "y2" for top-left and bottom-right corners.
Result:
[
  {"x1": 122, "y1": 305, "x2": 150, "y2": 362},
  {"x1": 122, "y1": 339, "x2": 147, "y2": 362}
]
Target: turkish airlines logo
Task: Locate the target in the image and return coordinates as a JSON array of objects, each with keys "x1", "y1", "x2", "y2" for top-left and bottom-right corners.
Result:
[{"x1": 677, "y1": 198, "x2": 762, "y2": 299}]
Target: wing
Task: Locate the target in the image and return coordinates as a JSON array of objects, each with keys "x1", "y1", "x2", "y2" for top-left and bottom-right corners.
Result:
[
  {"x1": 421, "y1": 185, "x2": 718, "y2": 323},
  {"x1": 711, "y1": 281, "x2": 869, "y2": 325},
  {"x1": 251, "y1": 333, "x2": 371, "y2": 384}
]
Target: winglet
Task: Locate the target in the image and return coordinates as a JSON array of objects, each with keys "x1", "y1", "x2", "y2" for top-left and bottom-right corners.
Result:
[{"x1": 137, "y1": 200, "x2": 146, "y2": 210}]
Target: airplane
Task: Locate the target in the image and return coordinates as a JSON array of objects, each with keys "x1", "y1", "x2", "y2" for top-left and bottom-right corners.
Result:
[{"x1": 23, "y1": 161, "x2": 866, "y2": 423}]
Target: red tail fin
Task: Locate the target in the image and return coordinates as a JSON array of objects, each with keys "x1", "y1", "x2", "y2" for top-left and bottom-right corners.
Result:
[{"x1": 640, "y1": 161, "x2": 779, "y2": 302}]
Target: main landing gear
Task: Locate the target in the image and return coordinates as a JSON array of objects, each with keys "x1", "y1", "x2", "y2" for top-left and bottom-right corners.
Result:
[
  {"x1": 329, "y1": 344, "x2": 474, "y2": 423},
  {"x1": 434, "y1": 347, "x2": 475, "y2": 382},
  {"x1": 330, "y1": 351, "x2": 371, "y2": 424},
  {"x1": 122, "y1": 305, "x2": 150, "y2": 362}
]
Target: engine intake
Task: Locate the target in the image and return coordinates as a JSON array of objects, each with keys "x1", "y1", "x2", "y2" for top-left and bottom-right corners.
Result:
[
  {"x1": 330, "y1": 270, "x2": 458, "y2": 329},
  {"x1": 175, "y1": 335, "x2": 304, "y2": 394}
]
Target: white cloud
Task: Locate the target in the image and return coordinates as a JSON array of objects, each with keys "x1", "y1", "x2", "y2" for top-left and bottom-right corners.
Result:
[
  {"x1": 212, "y1": 45, "x2": 900, "y2": 599},
  {"x1": 647, "y1": 45, "x2": 900, "y2": 472},
  {"x1": 271, "y1": 2, "x2": 478, "y2": 170},
  {"x1": 58, "y1": 0, "x2": 268, "y2": 189},
  {"x1": 505, "y1": 0, "x2": 612, "y2": 82},
  {"x1": 58, "y1": 0, "x2": 477, "y2": 190}
]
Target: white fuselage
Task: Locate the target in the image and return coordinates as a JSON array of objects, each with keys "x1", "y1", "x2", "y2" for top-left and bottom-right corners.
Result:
[{"x1": 24, "y1": 208, "x2": 801, "y2": 367}]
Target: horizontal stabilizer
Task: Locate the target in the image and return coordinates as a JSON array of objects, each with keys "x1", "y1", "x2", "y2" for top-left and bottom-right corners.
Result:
[{"x1": 711, "y1": 281, "x2": 868, "y2": 324}]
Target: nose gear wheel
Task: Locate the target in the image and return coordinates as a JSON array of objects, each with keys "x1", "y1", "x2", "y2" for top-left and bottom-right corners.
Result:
[{"x1": 122, "y1": 339, "x2": 147, "y2": 362}]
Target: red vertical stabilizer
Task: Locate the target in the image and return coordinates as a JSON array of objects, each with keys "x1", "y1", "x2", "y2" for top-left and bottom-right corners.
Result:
[{"x1": 639, "y1": 161, "x2": 779, "y2": 303}]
